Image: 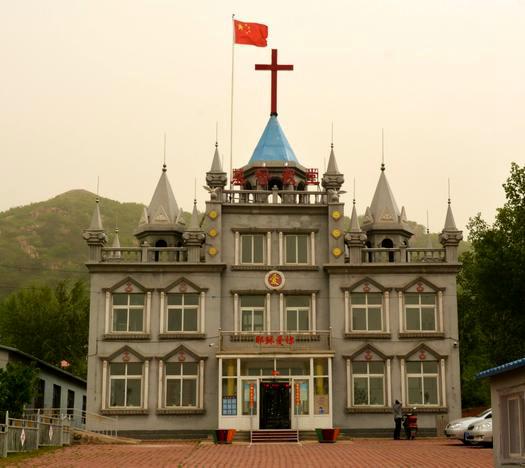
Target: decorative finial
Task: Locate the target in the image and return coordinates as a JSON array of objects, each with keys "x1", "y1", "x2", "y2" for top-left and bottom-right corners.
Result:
[
  {"x1": 426, "y1": 210, "x2": 430, "y2": 235},
  {"x1": 331, "y1": 121, "x2": 334, "y2": 149},
  {"x1": 353, "y1": 177, "x2": 356, "y2": 205},
  {"x1": 448, "y1": 178, "x2": 451, "y2": 205},
  {"x1": 194, "y1": 177, "x2": 197, "y2": 202},
  {"x1": 381, "y1": 128, "x2": 385, "y2": 171},
  {"x1": 96, "y1": 176, "x2": 100, "y2": 203},
  {"x1": 162, "y1": 133, "x2": 167, "y2": 172},
  {"x1": 215, "y1": 121, "x2": 218, "y2": 149}
]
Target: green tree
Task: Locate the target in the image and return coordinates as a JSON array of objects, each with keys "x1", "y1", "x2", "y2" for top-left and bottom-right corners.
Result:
[
  {"x1": 458, "y1": 162, "x2": 525, "y2": 407},
  {"x1": 0, "y1": 362, "x2": 39, "y2": 417},
  {"x1": 0, "y1": 281, "x2": 89, "y2": 378}
]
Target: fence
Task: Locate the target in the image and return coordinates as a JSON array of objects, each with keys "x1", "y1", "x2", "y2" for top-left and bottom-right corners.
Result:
[{"x1": 0, "y1": 410, "x2": 71, "y2": 458}]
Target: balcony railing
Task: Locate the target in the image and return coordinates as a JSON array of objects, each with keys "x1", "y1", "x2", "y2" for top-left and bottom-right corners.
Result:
[
  {"x1": 221, "y1": 189, "x2": 328, "y2": 205},
  {"x1": 100, "y1": 246, "x2": 189, "y2": 263},
  {"x1": 359, "y1": 248, "x2": 446, "y2": 264},
  {"x1": 218, "y1": 330, "x2": 332, "y2": 353}
]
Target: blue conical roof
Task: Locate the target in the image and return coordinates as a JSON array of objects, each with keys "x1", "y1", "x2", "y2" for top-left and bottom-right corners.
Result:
[{"x1": 248, "y1": 116, "x2": 298, "y2": 164}]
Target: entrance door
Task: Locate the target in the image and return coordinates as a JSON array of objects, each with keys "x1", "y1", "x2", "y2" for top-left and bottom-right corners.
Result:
[{"x1": 259, "y1": 381, "x2": 291, "y2": 429}]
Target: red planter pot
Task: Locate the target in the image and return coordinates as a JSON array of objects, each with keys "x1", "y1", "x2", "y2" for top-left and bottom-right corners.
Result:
[
  {"x1": 212, "y1": 429, "x2": 236, "y2": 444},
  {"x1": 316, "y1": 428, "x2": 341, "y2": 443}
]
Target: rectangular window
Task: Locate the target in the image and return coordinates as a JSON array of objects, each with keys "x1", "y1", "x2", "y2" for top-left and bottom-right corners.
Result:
[
  {"x1": 112, "y1": 293, "x2": 145, "y2": 332},
  {"x1": 165, "y1": 362, "x2": 199, "y2": 408},
  {"x1": 241, "y1": 234, "x2": 265, "y2": 264},
  {"x1": 406, "y1": 361, "x2": 439, "y2": 405},
  {"x1": 240, "y1": 295, "x2": 265, "y2": 332},
  {"x1": 507, "y1": 396, "x2": 523, "y2": 456},
  {"x1": 222, "y1": 359, "x2": 238, "y2": 415},
  {"x1": 285, "y1": 296, "x2": 310, "y2": 332},
  {"x1": 242, "y1": 380, "x2": 257, "y2": 415},
  {"x1": 285, "y1": 234, "x2": 308, "y2": 264},
  {"x1": 109, "y1": 362, "x2": 143, "y2": 408},
  {"x1": 52, "y1": 384, "x2": 61, "y2": 410},
  {"x1": 167, "y1": 293, "x2": 199, "y2": 332},
  {"x1": 405, "y1": 293, "x2": 436, "y2": 331},
  {"x1": 351, "y1": 293, "x2": 383, "y2": 331},
  {"x1": 35, "y1": 379, "x2": 45, "y2": 408},
  {"x1": 314, "y1": 358, "x2": 329, "y2": 415},
  {"x1": 67, "y1": 389, "x2": 75, "y2": 415},
  {"x1": 352, "y1": 361, "x2": 385, "y2": 406}
]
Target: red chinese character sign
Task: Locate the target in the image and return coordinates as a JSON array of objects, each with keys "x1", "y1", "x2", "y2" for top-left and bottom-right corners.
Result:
[
  {"x1": 232, "y1": 169, "x2": 245, "y2": 186},
  {"x1": 265, "y1": 270, "x2": 285, "y2": 290},
  {"x1": 255, "y1": 168, "x2": 270, "y2": 187},
  {"x1": 306, "y1": 169, "x2": 319, "y2": 185},
  {"x1": 255, "y1": 334, "x2": 295, "y2": 346},
  {"x1": 249, "y1": 383, "x2": 255, "y2": 409},
  {"x1": 282, "y1": 168, "x2": 295, "y2": 186}
]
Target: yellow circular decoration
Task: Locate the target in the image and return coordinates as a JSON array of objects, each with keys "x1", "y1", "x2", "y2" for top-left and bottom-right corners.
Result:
[
  {"x1": 332, "y1": 247, "x2": 343, "y2": 257},
  {"x1": 208, "y1": 228, "x2": 218, "y2": 238},
  {"x1": 208, "y1": 210, "x2": 218, "y2": 220},
  {"x1": 331, "y1": 210, "x2": 341, "y2": 221},
  {"x1": 331, "y1": 228, "x2": 342, "y2": 239},
  {"x1": 208, "y1": 246, "x2": 218, "y2": 256}
]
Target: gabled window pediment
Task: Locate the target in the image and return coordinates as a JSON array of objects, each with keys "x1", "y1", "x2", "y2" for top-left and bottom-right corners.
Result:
[
  {"x1": 343, "y1": 277, "x2": 388, "y2": 293},
  {"x1": 105, "y1": 345, "x2": 147, "y2": 363},
  {"x1": 398, "y1": 277, "x2": 444, "y2": 293},
  {"x1": 104, "y1": 277, "x2": 150, "y2": 294},
  {"x1": 162, "y1": 345, "x2": 207, "y2": 362},
  {"x1": 163, "y1": 277, "x2": 208, "y2": 294}
]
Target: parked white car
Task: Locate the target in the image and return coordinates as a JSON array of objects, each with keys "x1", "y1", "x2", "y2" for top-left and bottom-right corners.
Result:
[
  {"x1": 464, "y1": 418, "x2": 493, "y2": 446},
  {"x1": 444, "y1": 408, "x2": 492, "y2": 443}
]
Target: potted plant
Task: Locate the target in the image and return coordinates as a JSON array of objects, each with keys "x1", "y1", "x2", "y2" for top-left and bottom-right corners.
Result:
[{"x1": 315, "y1": 428, "x2": 341, "y2": 443}]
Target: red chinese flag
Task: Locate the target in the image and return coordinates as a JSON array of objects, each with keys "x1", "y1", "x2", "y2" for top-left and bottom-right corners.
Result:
[{"x1": 234, "y1": 20, "x2": 268, "y2": 47}]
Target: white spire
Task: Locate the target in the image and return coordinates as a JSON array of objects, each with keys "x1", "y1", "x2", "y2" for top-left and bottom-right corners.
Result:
[
  {"x1": 146, "y1": 167, "x2": 179, "y2": 224},
  {"x1": 88, "y1": 198, "x2": 103, "y2": 231}
]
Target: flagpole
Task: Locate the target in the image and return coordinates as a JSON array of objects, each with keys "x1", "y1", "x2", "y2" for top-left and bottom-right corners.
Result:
[{"x1": 229, "y1": 13, "x2": 235, "y2": 190}]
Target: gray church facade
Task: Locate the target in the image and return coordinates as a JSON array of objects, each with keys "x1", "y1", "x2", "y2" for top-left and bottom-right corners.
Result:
[{"x1": 83, "y1": 112, "x2": 463, "y2": 438}]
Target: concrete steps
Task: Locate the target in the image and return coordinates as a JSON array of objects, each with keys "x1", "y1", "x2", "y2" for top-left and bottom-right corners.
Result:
[{"x1": 251, "y1": 429, "x2": 299, "y2": 443}]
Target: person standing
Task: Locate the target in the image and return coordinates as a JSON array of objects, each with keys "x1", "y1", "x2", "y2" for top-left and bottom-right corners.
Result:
[{"x1": 393, "y1": 400, "x2": 403, "y2": 440}]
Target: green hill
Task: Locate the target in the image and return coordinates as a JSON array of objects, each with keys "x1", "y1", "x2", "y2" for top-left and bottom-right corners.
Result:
[
  {"x1": 0, "y1": 191, "x2": 470, "y2": 298},
  {"x1": 0, "y1": 190, "x2": 144, "y2": 297}
]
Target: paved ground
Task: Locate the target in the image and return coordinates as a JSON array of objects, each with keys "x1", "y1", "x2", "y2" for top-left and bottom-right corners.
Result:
[{"x1": 11, "y1": 439, "x2": 493, "y2": 467}]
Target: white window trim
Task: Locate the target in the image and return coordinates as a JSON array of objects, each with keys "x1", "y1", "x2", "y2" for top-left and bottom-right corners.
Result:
[
  {"x1": 283, "y1": 233, "x2": 310, "y2": 265},
  {"x1": 349, "y1": 291, "x2": 384, "y2": 333},
  {"x1": 110, "y1": 293, "x2": 147, "y2": 334},
  {"x1": 350, "y1": 361, "x2": 387, "y2": 407},
  {"x1": 310, "y1": 232, "x2": 316, "y2": 266},
  {"x1": 107, "y1": 361, "x2": 145, "y2": 409},
  {"x1": 239, "y1": 300, "x2": 265, "y2": 332},
  {"x1": 239, "y1": 233, "x2": 266, "y2": 265},
  {"x1": 285, "y1": 297, "x2": 311, "y2": 332},
  {"x1": 404, "y1": 293, "x2": 438, "y2": 332},
  {"x1": 165, "y1": 292, "x2": 201, "y2": 333},
  {"x1": 344, "y1": 291, "x2": 349, "y2": 334},
  {"x1": 266, "y1": 231, "x2": 272, "y2": 265},
  {"x1": 163, "y1": 362, "x2": 201, "y2": 409},
  {"x1": 234, "y1": 232, "x2": 240, "y2": 265},
  {"x1": 405, "y1": 360, "x2": 441, "y2": 407}
]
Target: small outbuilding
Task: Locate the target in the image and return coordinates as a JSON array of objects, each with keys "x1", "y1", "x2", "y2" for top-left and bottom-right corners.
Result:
[
  {"x1": 477, "y1": 357, "x2": 525, "y2": 467},
  {"x1": 0, "y1": 345, "x2": 87, "y2": 415}
]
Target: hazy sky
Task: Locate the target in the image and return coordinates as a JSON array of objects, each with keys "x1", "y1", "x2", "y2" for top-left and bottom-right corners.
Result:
[{"x1": 1, "y1": 0, "x2": 524, "y2": 233}]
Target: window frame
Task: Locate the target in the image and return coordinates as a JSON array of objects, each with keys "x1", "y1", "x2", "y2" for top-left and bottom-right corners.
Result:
[
  {"x1": 404, "y1": 292, "x2": 437, "y2": 332},
  {"x1": 166, "y1": 292, "x2": 200, "y2": 333},
  {"x1": 164, "y1": 362, "x2": 200, "y2": 409},
  {"x1": 240, "y1": 233, "x2": 265, "y2": 265},
  {"x1": 108, "y1": 362, "x2": 144, "y2": 408},
  {"x1": 351, "y1": 361, "x2": 386, "y2": 407},
  {"x1": 405, "y1": 360, "x2": 440, "y2": 406},
  {"x1": 240, "y1": 295, "x2": 265, "y2": 332},
  {"x1": 285, "y1": 296, "x2": 311, "y2": 332},
  {"x1": 284, "y1": 233, "x2": 309, "y2": 265},
  {"x1": 111, "y1": 293, "x2": 146, "y2": 333},
  {"x1": 350, "y1": 292, "x2": 384, "y2": 332}
]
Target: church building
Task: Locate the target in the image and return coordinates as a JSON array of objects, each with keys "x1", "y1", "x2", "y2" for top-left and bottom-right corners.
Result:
[{"x1": 83, "y1": 49, "x2": 463, "y2": 439}]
